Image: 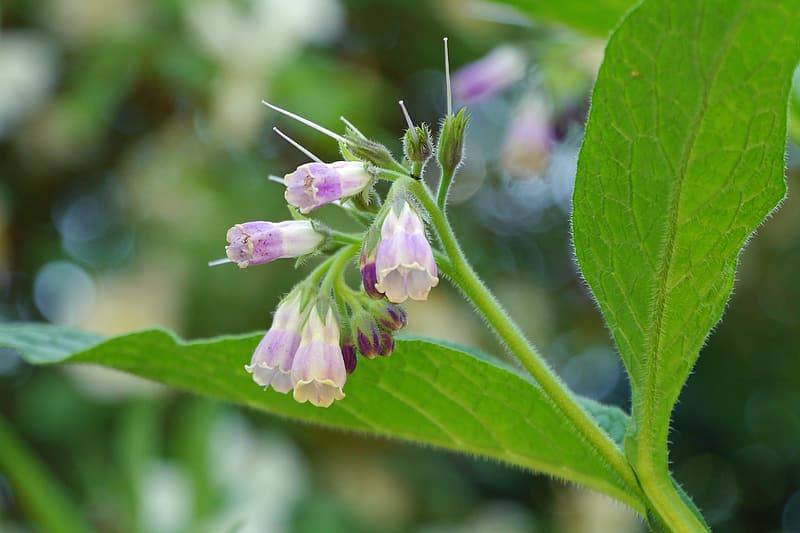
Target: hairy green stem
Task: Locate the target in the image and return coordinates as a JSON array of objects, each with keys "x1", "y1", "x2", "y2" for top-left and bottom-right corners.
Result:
[
  {"x1": 405, "y1": 177, "x2": 646, "y2": 513},
  {"x1": 435, "y1": 168, "x2": 454, "y2": 209}
]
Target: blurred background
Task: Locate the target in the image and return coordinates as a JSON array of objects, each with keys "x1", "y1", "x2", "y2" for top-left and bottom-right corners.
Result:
[{"x1": 1, "y1": 0, "x2": 799, "y2": 531}]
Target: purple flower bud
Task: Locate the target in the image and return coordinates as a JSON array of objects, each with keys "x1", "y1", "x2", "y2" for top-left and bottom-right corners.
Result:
[
  {"x1": 359, "y1": 248, "x2": 383, "y2": 299},
  {"x1": 284, "y1": 161, "x2": 372, "y2": 214},
  {"x1": 375, "y1": 303, "x2": 407, "y2": 331},
  {"x1": 374, "y1": 202, "x2": 439, "y2": 303},
  {"x1": 355, "y1": 316, "x2": 383, "y2": 359},
  {"x1": 341, "y1": 341, "x2": 357, "y2": 375},
  {"x1": 453, "y1": 46, "x2": 526, "y2": 104},
  {"x1": 226, "y1": 220, "x2": 323, "y2": 268},
  {"x1": 245, "y1": 292, "x2": 304, "y2": 393},
  {"x1": 378, "y1": 330, "x2": 394, "y2": 357},
  {"x1": 291, "y1": 308, "x2": 347, "y2": 407}
]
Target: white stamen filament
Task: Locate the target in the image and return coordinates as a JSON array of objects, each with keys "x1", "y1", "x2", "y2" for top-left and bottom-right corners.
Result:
[
  {"x1": 267, "y1": 174, "x2": 285, "y2": 184},
  {"x1": 339, "y1": 116, "x2": 366, "y2": 139},
  {"x1": 443, "y1": 37, "x2": 452, "y2": 116},
  {"x1": 208, "y1": 258, "x2": 233, "y2": 267},
  {"x1": 272, "y1": 127, "x2": 324, "y2": 163},
  {"x1": 398, "y1": 100, "x2": 417, "y2": 141},
  {"x1": 262, "y1": 100, "x2": 349, "y2": 144}
]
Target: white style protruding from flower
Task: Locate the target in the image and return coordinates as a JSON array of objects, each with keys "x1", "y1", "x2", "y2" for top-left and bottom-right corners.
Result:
[
  {"x1": 374, "y1": 202, "x2": 439, "y2": 303},
  {"x1": 290, "y1": 307, "x2": 347, "y2": 407},
  {"x1": 245, "y1": 292, "x2": 305, "y2": 393}
]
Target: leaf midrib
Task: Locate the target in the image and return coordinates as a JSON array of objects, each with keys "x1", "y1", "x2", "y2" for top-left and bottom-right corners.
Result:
[{"x1": 638, "y1": 3, "x2": 751, "y2": 456}]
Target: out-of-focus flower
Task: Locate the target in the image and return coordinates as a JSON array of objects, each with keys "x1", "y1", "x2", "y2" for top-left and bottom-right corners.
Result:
[
  {"x1": 284, "y1": 161, "x2": 372, "y2": 213},
  {"x1": 186, "y1": 0, "x2": 344, "y2": 143},
  {"x1": 453, "y1": 46, "x2": 526, "y2": 104},
  {"x1": 374, "y1": 202, "x2": 439, "y2": 303},
  {"x1": 225, "y1": 220, "x2": 323, "y2": 268},
  {"x1": 291, "y1": 307, "x2": 347, "y2": 407},
  {"x1": 246, "y1": 292, "x2": 305, "y2": 393},
  {"x1": 501, "y1": 96, "x2": 553, "y2": 177},
  {"x1": 0, "y1": 32, "x2": 57, "y2": 138},
  {"x1": 43, "y1": 0, "x2": 147, "y2": 44}
]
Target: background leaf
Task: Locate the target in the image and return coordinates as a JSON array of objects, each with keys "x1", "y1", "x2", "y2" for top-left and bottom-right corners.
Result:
[
  {"x1": 0, "y1": 323, "x2": 643, "y2": 513},
  {"x1": 490, "y1": 0, "x2": 634, "y2": 37},
  {"x1": 572, "y1": 0, "x2": 800, "y2": 482}
]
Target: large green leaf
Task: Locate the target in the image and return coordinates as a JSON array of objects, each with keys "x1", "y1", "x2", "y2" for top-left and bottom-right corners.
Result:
[
  {"x1": 491, "y1": 0, "x2": 634, "y2": 37},
  {"x1": 573, "y1": 0, "x2": 800, "y2": 482},
  {"x1": 0, "y1": 323, "x2": 644, "y2": 512}
]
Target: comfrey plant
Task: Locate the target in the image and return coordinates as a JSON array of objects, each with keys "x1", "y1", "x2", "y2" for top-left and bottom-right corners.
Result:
[{"x1": 5, "y1": 5, "x2": 798, "y2": 531}]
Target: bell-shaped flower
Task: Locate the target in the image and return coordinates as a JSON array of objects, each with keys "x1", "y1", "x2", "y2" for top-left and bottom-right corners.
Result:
[
  {"x1": 226, "y1": 220, "x2": 323, "y2": 268},
  {"x1": 245, "y1": 292, "x2": 304, "y2": 393},
  {"x1": 284, "y1": 161, "x2": 371, "y2": 214},
  {"x1": 374, "y1": 202, "x2": 439, "y2": 303},
  {"x1": 291, "y1": 308, "x2": 347, "y2": 407}
]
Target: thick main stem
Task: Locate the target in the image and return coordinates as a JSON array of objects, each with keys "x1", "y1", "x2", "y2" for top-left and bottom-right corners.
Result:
[{"x1": 406, "y1": 178, "x2": 645, "y2": 509}]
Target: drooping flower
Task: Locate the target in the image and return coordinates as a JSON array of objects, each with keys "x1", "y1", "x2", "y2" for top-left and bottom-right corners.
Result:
[
  {"x1": 374, "y1": 202, "x2": 439, "y2": 303},
  {"x1": 291, "y1": 307, "x2": 347, "y2": 407},
  {"x1": 245, "y1": 292, "x2": 305, "y2": 393},
  {"x1": 284, "y1": 161, "x2": 372, "y2": 213},
  {"x1": 225, "y1": 220, "x2": 323, "y2": 268},
  {"x1": 452, "y1": 46, "x2": 526, "y2": 104}
]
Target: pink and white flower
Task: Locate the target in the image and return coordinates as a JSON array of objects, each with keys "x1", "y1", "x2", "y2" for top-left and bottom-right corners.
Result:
[
  {"x1": 291, "y1": 308, "x2": 347, "y2": 407},
  {"x1": 225, "y1": 220, "x2": 323, "y2": 268},
  {"x1": 374, "y1": 202, "x2": 439, "y2": 303},
  {"x1": 284, "y1": 161, "x2": 372, "y2": 213},
  {"x1": 245, "y1": 292, "x2": 305, "y2": 393}
]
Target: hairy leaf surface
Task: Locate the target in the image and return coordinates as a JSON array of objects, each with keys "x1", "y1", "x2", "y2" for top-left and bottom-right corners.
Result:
[
  {"x1": 0, "y1": 323, "x2": 643, "y2": 511},
  {"x1": 572, "y1": 0, "x2": 800, "y2": 473}
]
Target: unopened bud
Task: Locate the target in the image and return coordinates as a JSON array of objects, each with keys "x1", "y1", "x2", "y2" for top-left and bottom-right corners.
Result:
[
  {"x1": 436, "y1": 108, "x2": 469, "y2": 177},
  {"x1": 344, "y1": 130, "x2": 403, "y2": 171},
  {"x1": 403, "y1": 124, "x2": 433, "y2": 165}
]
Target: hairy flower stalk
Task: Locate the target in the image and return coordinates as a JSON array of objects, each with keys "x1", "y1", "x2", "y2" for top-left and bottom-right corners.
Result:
[
  {"x1": 374, "y1": 201, "x2": 439, "y2": 303},
  {"x1": 226, "y1": 220, "x2": 323, "y2": 268}
]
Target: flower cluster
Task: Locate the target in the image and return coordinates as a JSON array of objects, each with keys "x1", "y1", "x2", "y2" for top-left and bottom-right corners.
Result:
[{"x1": 215, "y1": 39, "x2": 469, "y2": 407}]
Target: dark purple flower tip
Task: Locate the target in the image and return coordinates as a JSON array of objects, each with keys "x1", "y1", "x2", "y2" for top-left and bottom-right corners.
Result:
[
  {"x1": 360, "y1": 261, "x2": 383, "y2": 299},
  {"x1": 378, "y1": 303, "x2": 407, "y2": 331},
  {"x1": 378, "y1": 331, "x2": 395, "y2": 357},
  {"x1": 342, "y1": 342, "x2": 357, "y2": 375},
  {"x1": 357, "y1": 327, "x2": 381, "y2": 358}
]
